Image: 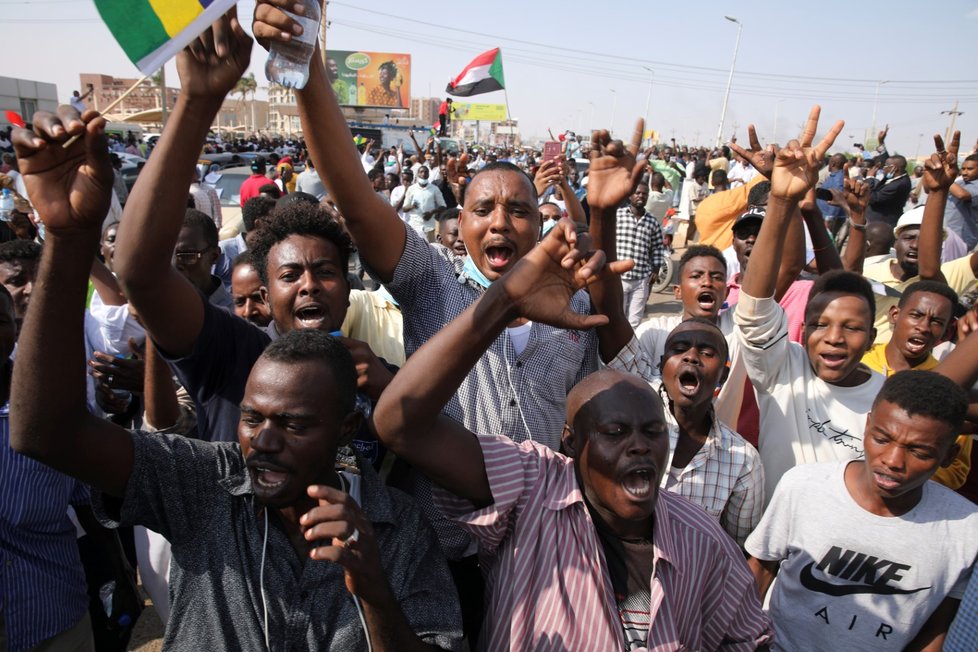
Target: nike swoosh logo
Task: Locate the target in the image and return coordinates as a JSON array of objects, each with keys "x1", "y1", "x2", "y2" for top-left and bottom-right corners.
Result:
[{"x1": 799, "y1": 562, "x2": 930, "y2": 597}]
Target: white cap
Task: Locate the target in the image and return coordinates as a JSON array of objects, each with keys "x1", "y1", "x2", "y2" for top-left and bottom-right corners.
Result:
[{"x1": 893, "y1": 205, "x2": 946, "y2": 239}]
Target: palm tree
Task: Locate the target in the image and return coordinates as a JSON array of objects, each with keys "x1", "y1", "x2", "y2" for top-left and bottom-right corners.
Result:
[{"x1": 234, "y1": 73, "x2": 258, "y2": 132}]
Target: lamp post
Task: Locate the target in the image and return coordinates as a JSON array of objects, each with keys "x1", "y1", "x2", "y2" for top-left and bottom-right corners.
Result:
[
  {"x1": 610, "y1": 88, "x2": 617, "y2": 138},
  {"x1": 773, "y1": 99, "x2": 784, "y2": 145},
  {"x1": 642, "y1": 66, "x2": 654, "y2": 147},
  {"x1": 715, "y1": 16, "x2": 742, "y2": 147},
  {"x1": 870, "y1": 80, "x2": 889, "y2": 139}
]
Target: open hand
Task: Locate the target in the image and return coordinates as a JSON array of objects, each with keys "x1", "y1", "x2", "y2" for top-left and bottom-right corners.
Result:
[
  {"x1": 586, "y1": 119, "x2": 646, "y2": 211},
  {"x1": 300, "y1": 484, "x2": 390, "y2": 605},
  {"x1": 728, "y1": 124, "x2": 777, "y2": 179},
  {"x1": 89, "y1": 351, "x2": 145, "y2": 394},
  {"x1": 922, "y1": 132, "x2": 960, "y2": 193},
  {"x1": 878, "y1": 125, "x2": 888, "y2": 146},
  {"x1": 179, "y1": 6, "x2": 253, "y2": 102},
  {"x1": 11, "y1": 108, "x2": 112, "y2": 233},
  {"x1": 769, "y1": 106, "x2": 844, "y2": 202},
  {"x1": 497, "y1": 218, "x2": 633, "y2": 330}
]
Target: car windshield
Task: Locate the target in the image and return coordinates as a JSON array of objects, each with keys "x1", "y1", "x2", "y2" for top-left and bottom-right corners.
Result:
[{"x1": 209, "y1": 172, "x2": 250, "y2": 206}]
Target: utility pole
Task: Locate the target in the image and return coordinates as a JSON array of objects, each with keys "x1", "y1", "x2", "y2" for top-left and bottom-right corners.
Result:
[
  {"x1": 941, "y1": 101, "x2": 963, "y2": 143},
  {"x1": 159, "y1": 67, "x2": 168, "y2": 127},
  {"x1": 716, "y1": 16, "x2": 742, "y2": 147}
]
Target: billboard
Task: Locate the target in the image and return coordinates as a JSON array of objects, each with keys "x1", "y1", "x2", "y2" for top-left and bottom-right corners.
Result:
[
  {"x1": 453, "y1": 102, "x2": 507, "y2": 122},
  {"x1": 326, "y1": 50, "x2": 411, "y2": 109}
]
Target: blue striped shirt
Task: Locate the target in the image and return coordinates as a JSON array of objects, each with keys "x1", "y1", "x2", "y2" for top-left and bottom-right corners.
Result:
[{"x1": 0, "y1": 404, "x2": 91, "y2": 651}]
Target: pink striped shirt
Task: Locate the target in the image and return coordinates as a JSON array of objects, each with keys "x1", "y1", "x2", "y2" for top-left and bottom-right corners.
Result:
[{"x1": 432, "y1": 435, "x2": 773, "y2": 652}]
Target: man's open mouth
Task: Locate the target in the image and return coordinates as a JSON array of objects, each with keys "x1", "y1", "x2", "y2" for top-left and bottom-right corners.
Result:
[
  {"x1": 621, "y1": 469, "x2": 653, "y2": 499},
  {"x1": 484, "y1": 244, "x2": 515, "y2": 270},
  {"x1": 676, "y1": 369, "x2": 701, "y2": 397},
  {"x1": 905, "y1": 335, "x2": 929, "y2": 355},
  {"x1": 696, "y1": 291, "x2": 718, "y2": 312},
  {"x1": 294, "y1": 304, "x2": 326, "y2": 328}
]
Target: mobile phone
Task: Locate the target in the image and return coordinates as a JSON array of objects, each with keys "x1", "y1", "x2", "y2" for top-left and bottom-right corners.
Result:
[
  {"x1": 543, "y1": 141, "x2": 562, "y2": 164},
  {"x1": 814, "y1": 188, "x2": 833, "y2": 201}
]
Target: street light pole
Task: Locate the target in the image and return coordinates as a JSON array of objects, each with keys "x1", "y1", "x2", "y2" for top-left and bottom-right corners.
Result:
[
  {"x1": 610, "y1": 89, "x2": 617, "y2": 138},
  {"x1": 870, "y1": 80, "x2": 889, "y2": 140},
  {"x1": 773, "y1": 99, "x2": 784, "y2": 144},
  {"x1": 715, "y1": 16, "x2": 742, "y2": 148},
  {"x1": 642, "y1": 66, "x2": 654, "y2": 147}
]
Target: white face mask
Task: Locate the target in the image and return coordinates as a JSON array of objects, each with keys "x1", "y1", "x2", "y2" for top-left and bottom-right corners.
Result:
[{"x1": 417, "y1": 177, "x2": 429, "y2": 187}]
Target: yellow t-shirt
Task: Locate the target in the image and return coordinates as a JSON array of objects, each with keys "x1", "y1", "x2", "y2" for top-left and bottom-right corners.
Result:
[
  {"x1": 340, "y1": 289, "x2": 405, "y2": 366},
  {"x1": 861, "y1": 343, "x2": 972, "y2": 489},
  {"x1": 696, "y1": 176, "x2": 765, "y2": 251},
  {"x1": 863, "y1": 255, "x2": 977, "y2": 344}
]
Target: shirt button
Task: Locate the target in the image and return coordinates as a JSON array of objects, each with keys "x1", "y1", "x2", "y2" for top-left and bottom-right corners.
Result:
[
  {"x1": 515, "y1": 361, "x2": 522, "y2": 368},
  {"x1": 509, "y1": 399, "x2": 516, "y2": 406}
]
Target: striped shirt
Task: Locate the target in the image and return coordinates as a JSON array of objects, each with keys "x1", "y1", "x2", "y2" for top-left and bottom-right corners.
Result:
[
  {"x1": 0, "y1": 404, "x2": 91, "y2": 651},
  {"x1": 616, "y1": 206, "x2": 666, "y2": 281},
  {"x1": 432, "y1": 435, "x2": 774, "y2": 651}
]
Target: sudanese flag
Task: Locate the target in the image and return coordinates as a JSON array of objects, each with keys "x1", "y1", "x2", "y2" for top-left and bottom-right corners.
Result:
[{"x1": 446, "y1": 48, "x2": 505, "y2": 97}]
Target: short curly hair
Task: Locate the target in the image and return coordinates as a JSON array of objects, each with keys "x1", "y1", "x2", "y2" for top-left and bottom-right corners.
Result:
[
  {"x1": 261, "y1": 329, "x2": 357, "y2": 416},
  {"x1": 249, "y1": 201, "x2": 353, "y2": 285},
  {"x1": 678, "y1": 245, "x2": 726, "y2": 277},
  {"x1": 0, "y1": 239, "x2": 41, "y2": 264},
  {"x1": 873, "y1": 370, "x2": 967, "y2": 441}
]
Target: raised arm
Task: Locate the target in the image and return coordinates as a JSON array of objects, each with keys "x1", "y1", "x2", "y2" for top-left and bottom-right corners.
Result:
[
  {"x1": 741, "y1": 107, "x2": 844, "y2": 300},
  {"x1": 918, "y1": 132, "x2": 960, "y2": 283},
  {"x1": 372, "y1": 221, "x2": 621, "y2": 505},
  {"x1": 840, "y1": 175, "x2": 870, "y2": 272},
  {"x1": 113, "y1": 13, "x2": 252, "y2": 357},
  {"x1": 917, "y1": 131, "x2": 960, "y2": 283},
  {"x1": 9, "y1": 108, "x2": 133, "y2": 496},
  {"x1": 586, "y1": 120, "x2": 646, "y2": 362},
  {"x1": 253, "y1": 3, "x2": 405, "y2": 282},
  {"x1": 799, "y1": 188, "x2": 843, "y2": 274}
]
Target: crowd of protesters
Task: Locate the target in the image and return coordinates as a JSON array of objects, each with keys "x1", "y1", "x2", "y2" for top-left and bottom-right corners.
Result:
[{"x1": 3, "y1": 3, "x2": 978, "y2": 652}]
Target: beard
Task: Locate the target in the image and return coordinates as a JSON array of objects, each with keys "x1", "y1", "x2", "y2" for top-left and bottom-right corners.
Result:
[{"x1": 898, "y1": 259, "x2": 919, "y2": 278}]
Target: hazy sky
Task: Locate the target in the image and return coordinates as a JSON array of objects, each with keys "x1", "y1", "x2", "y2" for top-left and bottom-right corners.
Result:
[{"x1": 3, "y1": 0, "x2": 978, "y2": 156}]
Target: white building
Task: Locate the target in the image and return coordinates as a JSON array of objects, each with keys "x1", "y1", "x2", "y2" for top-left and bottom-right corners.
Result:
[{"x1": 0, "y1": 76, "x2": 58, "y2": 127}]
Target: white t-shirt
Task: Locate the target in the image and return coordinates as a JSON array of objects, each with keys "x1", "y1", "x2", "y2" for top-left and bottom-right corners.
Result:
[
  {"x1": 735, "y1": 293, "x2": 885, "y2": 503},
  {"x1": 506, "y1": 321, "x2": 533, "y2": 356},
  {"x1": 746, "y1": 461, "x2": 978, "y2": 651}
]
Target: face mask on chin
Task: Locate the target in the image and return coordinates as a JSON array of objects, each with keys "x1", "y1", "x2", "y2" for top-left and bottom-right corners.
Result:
[{"x1": 417, "y1": 178, "x2": 429, "y2": 187}]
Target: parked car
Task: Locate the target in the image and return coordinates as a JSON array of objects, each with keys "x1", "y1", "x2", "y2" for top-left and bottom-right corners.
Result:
[{"x1": 203, "y1": 165, "x2": 252, "y2": 239}]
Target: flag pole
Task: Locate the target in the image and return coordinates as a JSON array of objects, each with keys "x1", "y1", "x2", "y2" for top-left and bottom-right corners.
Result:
[
  {"x1": 62, "y1": 72, "x2": 153, "y2": 148},
  {"x1": 503, "y1": 87, "x2": 512, "y2": 148}
]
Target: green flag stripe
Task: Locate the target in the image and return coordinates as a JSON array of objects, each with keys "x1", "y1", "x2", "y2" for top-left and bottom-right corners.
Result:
[
  {"x1": 488, "y1": 52, "x2": 505, "y2": 89},
  {"x1": 94, "y1": 0, "x2": 170, "y2": 64}
]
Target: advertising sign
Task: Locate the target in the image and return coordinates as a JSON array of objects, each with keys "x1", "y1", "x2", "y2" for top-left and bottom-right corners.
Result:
[
  {"x1": 325, "y1": 50, "x2": 411, "y2": 108},
  {"x1": 453, "y1": 102, "x2": 507, "y2": 122}
]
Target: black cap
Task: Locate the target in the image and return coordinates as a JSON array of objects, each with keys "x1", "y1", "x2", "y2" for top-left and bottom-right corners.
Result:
[
  {"x1": 732, "y1": 206, "x2": 766, "y2": 229},
  {"x1": 251, "y1": 156, "x2": 267, "y2": 173}
]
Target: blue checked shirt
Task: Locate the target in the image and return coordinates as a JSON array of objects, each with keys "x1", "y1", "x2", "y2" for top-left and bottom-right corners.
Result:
[
  {"x1": 0, "y1": 404, "x2": 91, "y2": 651},
  {"x1": 616, "y1": 205, "x2": 666, "y2": 281},
  {"x1": 946, "y1": 562, "x2": 978, "y2": 650}
]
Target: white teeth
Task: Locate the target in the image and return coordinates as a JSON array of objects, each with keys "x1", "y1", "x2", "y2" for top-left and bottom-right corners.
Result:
[{"x1": 622, "y1": 471, "x2": 651, "y2": 498}]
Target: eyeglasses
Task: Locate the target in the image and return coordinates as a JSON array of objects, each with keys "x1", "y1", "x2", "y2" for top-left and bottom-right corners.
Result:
[{"x1": 173, "y1": 249, "x2": 210, "y2": 265}]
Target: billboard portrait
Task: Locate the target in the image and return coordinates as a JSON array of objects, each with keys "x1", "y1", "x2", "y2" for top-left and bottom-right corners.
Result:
[{"x1": 326, "y1": 50, "x2": 411, "y2": 108}]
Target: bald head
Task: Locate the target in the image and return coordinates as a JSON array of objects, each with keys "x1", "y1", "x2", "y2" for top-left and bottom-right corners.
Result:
[
  {"x1": 866, "y1": 222, "x2": 896, "y2": 257},
  {"x1": 566, "y1": 369, "x2": 662, "y2": 430}
]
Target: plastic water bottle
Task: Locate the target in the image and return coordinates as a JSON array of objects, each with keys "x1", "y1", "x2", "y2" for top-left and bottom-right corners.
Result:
[
  {"x1": 0, "y1": 189, "x2": 14, "y2": 222},
  {"x1": 265, "y1": 1, "x2": 322, "y2": 89},
  {"x1": 99, "y1": 581, "x2": 133, "y2": 628}
]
